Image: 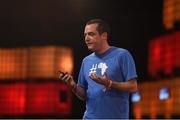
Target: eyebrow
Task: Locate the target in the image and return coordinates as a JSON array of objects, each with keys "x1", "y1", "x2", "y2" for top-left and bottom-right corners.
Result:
[{"x1": 84, "y1": 31, "x2": 95, "y2": 35}]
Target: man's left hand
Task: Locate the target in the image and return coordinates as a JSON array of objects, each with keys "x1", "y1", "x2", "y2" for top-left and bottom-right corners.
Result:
[{"x1": 89, "y1": 72, "x2": 110, "y2": 87}]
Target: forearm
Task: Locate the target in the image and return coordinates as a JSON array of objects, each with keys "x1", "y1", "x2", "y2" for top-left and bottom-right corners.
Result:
[
  {"x1": 72, "y1": 84, "x2": 86, "y2": 101},
  {"x1": 110, "y1": 79, "x2": 138, "y2": 93}
]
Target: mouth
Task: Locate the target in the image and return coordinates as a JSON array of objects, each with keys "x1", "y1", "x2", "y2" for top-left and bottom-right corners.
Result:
[{"x1": 86, "y1": 43, "x2": 93, "y2": 46}]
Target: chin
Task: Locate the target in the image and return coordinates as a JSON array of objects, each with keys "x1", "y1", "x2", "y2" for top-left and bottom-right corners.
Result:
[{"x1": 87, "y1": 47, "x2": 95, "y2": 51}]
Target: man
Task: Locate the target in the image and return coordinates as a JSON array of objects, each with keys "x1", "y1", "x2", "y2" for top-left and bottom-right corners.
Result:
[{"x1": 58, "y1": 19, "x2": 138, "y2": 119}]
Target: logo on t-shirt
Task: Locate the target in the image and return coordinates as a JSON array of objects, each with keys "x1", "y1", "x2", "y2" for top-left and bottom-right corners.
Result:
[{"x1": 89, "y1": 62, "x2": 108, "y2": 76}]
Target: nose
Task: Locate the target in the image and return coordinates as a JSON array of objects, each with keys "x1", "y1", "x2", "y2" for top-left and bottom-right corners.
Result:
[{"x1": 85, "y1": 35, "x2": 90, "y2": 42}]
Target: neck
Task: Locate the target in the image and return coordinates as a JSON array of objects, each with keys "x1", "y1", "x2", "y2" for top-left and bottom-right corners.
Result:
[{"x1": 95, "y1": 44, "x2": 111, "y2": 55}]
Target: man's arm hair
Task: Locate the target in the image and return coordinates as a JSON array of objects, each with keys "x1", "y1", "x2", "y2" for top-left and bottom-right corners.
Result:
[
  {"x1": 72, "y1": 84, "x2": 87, "y2": 101},
  {"x1": 110, "y1": 78, "x2": 138, "y2": 93}
]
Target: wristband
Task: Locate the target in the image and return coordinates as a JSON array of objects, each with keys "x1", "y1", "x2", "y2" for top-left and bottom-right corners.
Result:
[
  {"x1": 105, "y1": 79, "x2": 110, "y2": 88},
  {"x1": 107, "y1": 80, "x2": 112, "y2": 88}
]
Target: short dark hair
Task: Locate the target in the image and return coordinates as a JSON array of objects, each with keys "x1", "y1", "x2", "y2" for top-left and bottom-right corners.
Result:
[{"x1": 86, "y1": 19, "x2": 110, "y2": 38}]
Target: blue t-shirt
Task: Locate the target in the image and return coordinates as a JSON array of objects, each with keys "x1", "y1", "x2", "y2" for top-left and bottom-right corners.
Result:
[{"x1": 77, "y1": 46, "x2": 137, "y2": 119}]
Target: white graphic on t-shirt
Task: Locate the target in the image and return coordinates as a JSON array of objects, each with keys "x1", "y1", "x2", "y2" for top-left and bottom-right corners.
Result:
[
  {"x1": 98, "y1": 62, "x2": 108, "y2": 75},
  {"x1": 89, "y1": 64, "x2": 97, "y2": 76},
  {"x1": 89, "y1": 63, "x2": 108, "y2": 76}
]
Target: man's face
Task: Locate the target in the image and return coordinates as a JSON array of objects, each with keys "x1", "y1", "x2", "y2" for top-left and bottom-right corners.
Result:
[{"x1": 84, "y1": 23, "x2": 103, "y2": 52}]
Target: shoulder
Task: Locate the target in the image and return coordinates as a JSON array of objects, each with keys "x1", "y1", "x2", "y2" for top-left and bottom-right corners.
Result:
[
  {"x1": 82, "y1": 53, "x2": 95, "y2": 63},
  {"x1": 112, "y1": 47, "x2": 130, "y2": 56},
  {"x1": 112, "y1": 47, "x2": 135, "y2": 63}
]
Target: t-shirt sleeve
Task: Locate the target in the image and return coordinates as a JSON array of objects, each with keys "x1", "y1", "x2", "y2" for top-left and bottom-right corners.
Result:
[
  {"x1": 120, "y1": 50, "x2": 138, "y2": 81},
  {"x1": 77, "y1": 60, "x2": 88, "y2": 90}
]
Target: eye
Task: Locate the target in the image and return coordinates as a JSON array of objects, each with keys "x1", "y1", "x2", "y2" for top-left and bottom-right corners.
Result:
[{"x1": 88, "y1": 32, "x2": 95, "y2": 36}]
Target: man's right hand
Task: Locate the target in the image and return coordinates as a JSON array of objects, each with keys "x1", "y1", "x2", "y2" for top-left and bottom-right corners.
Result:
[
  {"x1": 58, "y1": 71, "x2": 76, "y2": 87},
  {"x1": 58, "y1": 71, "x2": 86, "y2": 101}
]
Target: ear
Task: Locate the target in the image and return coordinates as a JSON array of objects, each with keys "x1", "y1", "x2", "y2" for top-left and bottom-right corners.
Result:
[{"x1": 101, "y1": 32, "x2": 108, "y2": 40}]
